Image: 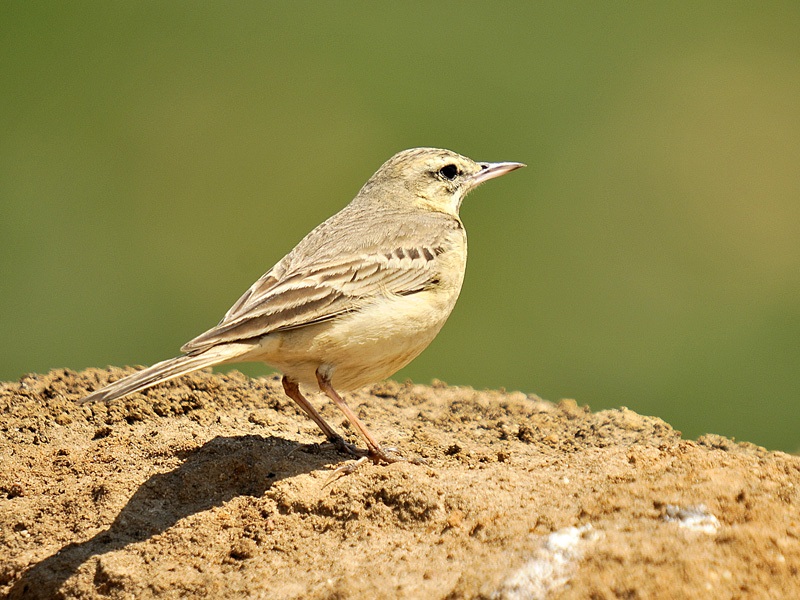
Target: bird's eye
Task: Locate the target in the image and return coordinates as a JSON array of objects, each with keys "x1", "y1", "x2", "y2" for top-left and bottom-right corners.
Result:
[{"x1": 438, "y1": 164, "x2": 459, "y2": 181}]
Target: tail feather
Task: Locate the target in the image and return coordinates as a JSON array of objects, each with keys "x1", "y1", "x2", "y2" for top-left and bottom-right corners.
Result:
[{"x1": 80, "y1": 343, "x2": 255, "y2": 404}]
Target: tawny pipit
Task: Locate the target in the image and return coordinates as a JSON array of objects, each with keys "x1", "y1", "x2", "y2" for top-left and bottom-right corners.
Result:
[{"x1": 80, "y1": 148, "x2": 524, "y2": 463}]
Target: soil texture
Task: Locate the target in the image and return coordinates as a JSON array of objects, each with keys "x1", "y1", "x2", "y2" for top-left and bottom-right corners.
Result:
[{"x1": 1, "y1": 368, "x2": 799, "y2": 599}]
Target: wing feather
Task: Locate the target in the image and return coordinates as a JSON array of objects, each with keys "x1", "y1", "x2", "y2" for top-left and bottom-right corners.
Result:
[{"x1": 181, "y1": 247, "x2": 442, "y2": 353}]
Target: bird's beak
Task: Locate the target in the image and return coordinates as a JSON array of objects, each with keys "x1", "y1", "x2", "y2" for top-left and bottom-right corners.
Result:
[{"x1": 470, "y1": 161, "x2": 526, "y2": 187}]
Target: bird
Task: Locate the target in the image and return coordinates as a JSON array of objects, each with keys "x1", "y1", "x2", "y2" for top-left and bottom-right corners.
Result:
[{"x1": 79, "y1": 147, "x2": 525, "y2": 464}]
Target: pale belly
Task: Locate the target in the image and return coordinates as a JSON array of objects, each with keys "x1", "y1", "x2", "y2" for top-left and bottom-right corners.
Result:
[{"x1": 246, "y1": 287, "x2": 458, "y2": 391}]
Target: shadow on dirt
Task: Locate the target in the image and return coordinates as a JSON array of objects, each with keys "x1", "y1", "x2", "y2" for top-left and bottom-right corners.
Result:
[{"x1": 9, "y1": 434, "x2": 330, "y2": 599}]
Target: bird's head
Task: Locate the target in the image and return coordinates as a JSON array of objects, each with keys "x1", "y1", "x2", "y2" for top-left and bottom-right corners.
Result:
[{"x1": 358, "y1": 147, "x2": 525, "y2": 216}]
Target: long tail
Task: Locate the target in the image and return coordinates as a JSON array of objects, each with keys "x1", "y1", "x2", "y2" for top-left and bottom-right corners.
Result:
[{"x1": 79, "y1": 342, "x2": 255, "y2": 404}]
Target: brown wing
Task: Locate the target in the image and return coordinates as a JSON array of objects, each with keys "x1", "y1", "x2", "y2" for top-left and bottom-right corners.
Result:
[{"x1": 180, "y1": 245, "x2": 444, "y2": 353}]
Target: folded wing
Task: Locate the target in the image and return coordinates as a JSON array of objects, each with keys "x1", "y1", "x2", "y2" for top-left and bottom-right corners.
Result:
[{"x1": 180, "y1": 245, "x2": 444, "y2": 354}]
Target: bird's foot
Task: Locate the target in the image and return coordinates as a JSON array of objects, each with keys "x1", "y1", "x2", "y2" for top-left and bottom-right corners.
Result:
[
  {"x1": 367, "y1": 445, "x2": 405, "y2": 464},
  {"x1": 322, "y1": 445, "x2": 427, "y2": 487},
  {"x1": 369, "y1": 444, "x2": 429, "y2": 466},
  {"x1": 323, "y1": 456, "x2": 371, "y2": 487},
  {"x1": 330, "y1": 435, "x2": 368, "y2": 458},
  {"x1": 295, "y1": 434, "x2": 366, "y2": 458}
]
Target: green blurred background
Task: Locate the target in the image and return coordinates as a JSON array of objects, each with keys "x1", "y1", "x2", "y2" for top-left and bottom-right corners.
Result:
[{"x1": 2, "y1": 3, "x2": 798, "y2": 451}]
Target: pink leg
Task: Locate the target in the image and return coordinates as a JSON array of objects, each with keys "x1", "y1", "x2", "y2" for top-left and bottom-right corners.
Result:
[
  {"x1": 315, "y1": 369, "x2": 401, "y2": 464},
  {"x1": 281, "y1": 376, "x2": 365, "y2": 457}
]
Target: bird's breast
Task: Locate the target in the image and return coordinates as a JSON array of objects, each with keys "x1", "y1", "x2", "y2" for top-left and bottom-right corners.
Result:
[{"x1": 254, "y1": 270, "x2": 465, "y2": 391}]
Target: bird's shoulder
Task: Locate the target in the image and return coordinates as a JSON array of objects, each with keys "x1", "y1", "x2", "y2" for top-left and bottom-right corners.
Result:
[{"x1": 180, "y1": 204, "x2": 463, "y2": 353}]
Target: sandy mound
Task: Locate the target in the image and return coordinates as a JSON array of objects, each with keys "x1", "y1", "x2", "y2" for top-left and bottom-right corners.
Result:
[{"x1": 1, "y1": 368, "x2": 798, "y2": 599}]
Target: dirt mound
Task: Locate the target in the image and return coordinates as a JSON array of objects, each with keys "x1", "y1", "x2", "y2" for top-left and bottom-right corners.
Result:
[{"x1": 2, "y1": 368, "x2": 798, "y2": 599}]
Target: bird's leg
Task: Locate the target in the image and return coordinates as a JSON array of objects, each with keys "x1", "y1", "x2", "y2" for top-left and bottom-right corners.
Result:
[
  {"x1": 281, "y1": 376, "x2": 364, "y2": 457},
  {"x1": 315, "y1": 369, "x2": 403, "y2": 465}
]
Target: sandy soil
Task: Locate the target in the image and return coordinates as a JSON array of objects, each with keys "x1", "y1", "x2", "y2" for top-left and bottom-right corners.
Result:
[{"x1": 1, "y1": 367, "x2": 798, "y2": 599}]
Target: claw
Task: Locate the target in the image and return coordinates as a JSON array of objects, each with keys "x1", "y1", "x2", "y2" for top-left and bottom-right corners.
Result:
[
  {"x1": 367, "y1": 445, "x2": 406, "y2": 464},
  {"x1": 321, "y1": 444, "x2": 428, "y2": 487},
  {"x1": 323, "y1": 456, "x2": 369, "y2": 488}
]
